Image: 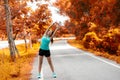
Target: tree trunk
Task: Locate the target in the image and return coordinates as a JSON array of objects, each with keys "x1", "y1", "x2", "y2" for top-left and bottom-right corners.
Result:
[
  {"x1": 13, "y1": 30, "x2": 20, "y2": 57},
  {"x1": 24, "y1": 36, "x2": 28, "y2": 52},
  {"x1": 29, "y1": 32, "x2": 32, "y2": 49},
  {"x1": 4, "y1": 0, "x2": 17, "y2": 61},
  {"x1": 23, "y1": 29, "x2": 28, "y2": 52}
]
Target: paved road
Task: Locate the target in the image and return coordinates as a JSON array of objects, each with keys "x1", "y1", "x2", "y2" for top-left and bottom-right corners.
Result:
[
  {"x1": 30, "y1": 40, "x2": 120, "y2": 80},
  {"x1": 0, "y1": 40, "x2": 29, "y2": 49}
]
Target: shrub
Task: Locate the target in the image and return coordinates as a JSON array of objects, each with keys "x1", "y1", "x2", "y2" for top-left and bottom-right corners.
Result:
[
  {"x1": 101, "y1": 28, "x2": 120, "y2": 55},
  {"x1": 82, "y1": 32, "x2": 102, "y2": 49}
]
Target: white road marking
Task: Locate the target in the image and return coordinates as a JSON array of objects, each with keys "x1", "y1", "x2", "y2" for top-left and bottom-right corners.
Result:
[
  {"x1": 84, "y1": 52, "x2": 120, "y2": 69},
  {"x1": 68, "y1": 44, "x2": 120, "y2": 69}
]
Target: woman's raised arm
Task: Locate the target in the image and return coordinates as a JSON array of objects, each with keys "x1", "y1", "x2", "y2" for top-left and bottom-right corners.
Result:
[
  {"x1": 50, "y1": 25, "x2": 60, "y2": 39},
  {"x1": 43, "y1": 22, "x2": 56, "y2": 36}
]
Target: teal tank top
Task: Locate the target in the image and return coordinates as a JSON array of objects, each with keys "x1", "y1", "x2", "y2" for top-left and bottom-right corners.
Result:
[{"x1": 40, "y1": 36, "x2": 50, "y2": 50}]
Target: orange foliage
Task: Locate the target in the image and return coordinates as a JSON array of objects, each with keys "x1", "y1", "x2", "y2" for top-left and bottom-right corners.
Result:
[
  {"x1": 55, "y1": 0, "x2": 120, "y2": 55},
  {"x1": 0, "y1": 0, "x2": 52, "y2": 39},
  {"x1": 68, "y1": 39, "x2": 120, "y2": 64},
  {"x1": 0, "y1": 43, "x2": 39, "y2": 80},
  {"x1": 82, "y1": 28, "x2": 120, "y2": 55},
  {"x1": 82, "y1": 32, "x2": 102, "y2": 50}
]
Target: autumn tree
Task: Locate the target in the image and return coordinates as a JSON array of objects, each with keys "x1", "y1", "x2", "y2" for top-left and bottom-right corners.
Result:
[
  {"x1": 27, "y1": 4, "x2": 52, "y2": 39},
  {"x1": 55, "y1": 0, "x2": 120, "y2": 55},
  {"x1": 4, "y1": 0, "x2": 18, "y2": 61},
  {"x1": 54, "y1": 0, "x2": 90, "y2": 40},
  {"x1": 0, "y1": 0, "x2": 53, "y2": 60},
  {"x1": 1, "y1": 0, "x2": 53, "y2": 39}
]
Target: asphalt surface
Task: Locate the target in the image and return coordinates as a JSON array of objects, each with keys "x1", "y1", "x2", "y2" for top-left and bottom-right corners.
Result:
[
  {"x1": 30, "y1": 40, "x2": 120, "y2": 80},
  {"x1": 0, "y1": 40, "x2": 29, "y2": 49}
]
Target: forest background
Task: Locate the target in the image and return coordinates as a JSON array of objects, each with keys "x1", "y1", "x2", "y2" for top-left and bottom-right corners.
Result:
[{"x1": 0, "y1": 0, "x2": 120, "y2": 80}]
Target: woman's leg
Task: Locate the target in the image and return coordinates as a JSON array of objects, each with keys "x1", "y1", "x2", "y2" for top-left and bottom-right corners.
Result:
[
  {"x1": 46, "y1": 56, "x2": 57, "y2": 78},
  {"x1": 46, "y1": 56, "x2": 54, "y2": 72},
  {"x1": 38, "y1": 56, "x2": 44, "y2": 74}
]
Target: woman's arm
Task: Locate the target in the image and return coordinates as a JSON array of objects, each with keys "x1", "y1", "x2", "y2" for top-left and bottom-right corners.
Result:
[
  {"x1": 43, "y1": 22, "x2": 56, "y2": 36},
  {"x1": 50, "y1": 26, "x2": 60, "y2": 39}
]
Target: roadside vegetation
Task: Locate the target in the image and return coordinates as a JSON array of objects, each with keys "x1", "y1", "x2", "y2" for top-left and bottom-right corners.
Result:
[
  {"x1": 0, "y1": 0, "x2": 120, "y2": 79},
  {"x1": 0, "y1": 43, "x2": 40, "y2": 80},
  {"x1": 68, "y1": 39, "x2": 120, "y2": 64},
  {"x1": 55, "y1": 0, "x2": 120, "y2": 64}
]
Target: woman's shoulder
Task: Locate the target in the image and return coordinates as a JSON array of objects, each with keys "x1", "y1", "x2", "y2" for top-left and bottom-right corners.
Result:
[
  {"x1": 42, "y1": 35, "x2": 46, "y2": 38},
  {"x1": 42, "y1": 36, "x2": 50, "y2": 39}
]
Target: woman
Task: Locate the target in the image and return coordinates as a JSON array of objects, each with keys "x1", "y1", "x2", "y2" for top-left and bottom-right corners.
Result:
[{"x1": 38, "y1": 23, "x2": 59, "y2": 78}]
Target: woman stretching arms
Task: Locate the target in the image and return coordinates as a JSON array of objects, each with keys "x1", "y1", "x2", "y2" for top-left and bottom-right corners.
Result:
[{"x1": 38, "y1": 23, "x2": 59, "y2": 78}]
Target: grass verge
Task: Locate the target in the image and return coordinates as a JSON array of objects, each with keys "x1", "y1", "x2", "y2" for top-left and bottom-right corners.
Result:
[
  {"x1": 68, "y1": 39, "x2": 120, "y2": 64},
  {"x1": 0, "y1": 43, "x2": 40, "y2": 80}
]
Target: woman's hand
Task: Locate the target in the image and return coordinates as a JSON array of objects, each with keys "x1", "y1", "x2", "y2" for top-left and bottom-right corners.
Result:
[{"x1": 55, "y1": 23, "x2": 60, "y2": 29}]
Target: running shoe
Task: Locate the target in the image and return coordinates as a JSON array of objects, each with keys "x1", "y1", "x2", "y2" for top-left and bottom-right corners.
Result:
[
  {"x1": 37, "y1": 73, "x2": 41, "y2": 78},
  {"x1": 52, "y1": 73, "x2": 57, "y2": 78}
]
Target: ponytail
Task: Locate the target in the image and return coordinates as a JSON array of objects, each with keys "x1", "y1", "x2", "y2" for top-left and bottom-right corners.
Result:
[
  {"x1": 50, "y1": 31, "x2": 54, "y2": 44},
  {"x1": 51, "y1": 38, "x2": 53, "y2": 44}
]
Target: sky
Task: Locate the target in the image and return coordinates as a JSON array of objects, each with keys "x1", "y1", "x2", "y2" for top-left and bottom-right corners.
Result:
[{"x1": 27, "y1": 0, "x2": 69, "y2": 25}]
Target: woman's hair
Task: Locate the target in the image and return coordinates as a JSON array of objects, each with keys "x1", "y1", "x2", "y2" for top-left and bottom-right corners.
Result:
[
  {"x1": 51, "y1": 38, "x2": 53, "y2": 43},
  {"x1": 50, "y1": 31, "x2": 54, "y2": 43},
  {"x1": 50, "y1": 31, "x2": 54, "y2": 36},
  {"x1": 46, "y1": 30, "x2": 54, "y2": 43}
]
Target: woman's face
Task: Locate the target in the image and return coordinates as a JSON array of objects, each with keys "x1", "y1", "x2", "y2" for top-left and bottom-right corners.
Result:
[{"x1": 47, "y1": 30, "x2": 52, "y2": 36}]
